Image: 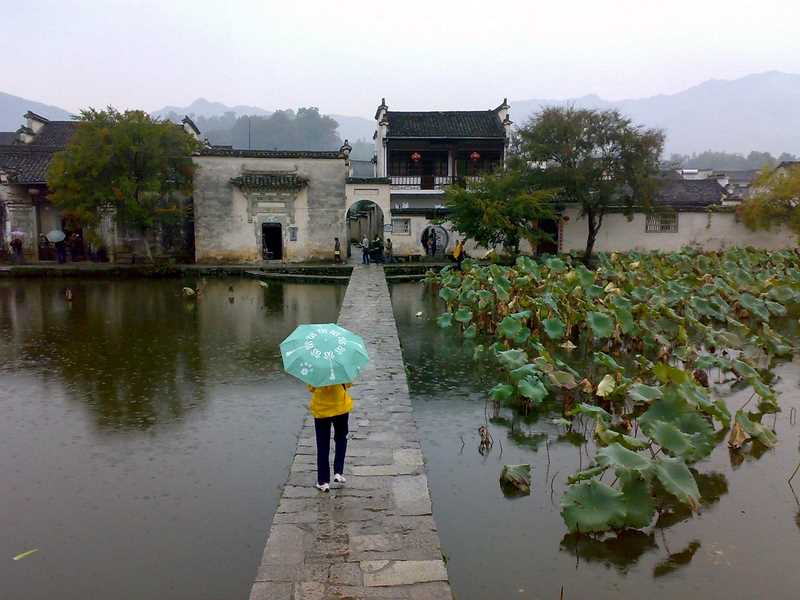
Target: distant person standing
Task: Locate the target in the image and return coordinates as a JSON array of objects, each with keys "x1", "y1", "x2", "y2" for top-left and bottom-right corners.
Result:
[
  {"x1": 385, "y1": 238, "x2": 393, "y2": 263},
  {"x1": 453, "y1": 239, "x2": 465, "y2": 270},
  {"x1": 361, "y1": 235, "x2": 370, "y2": 265},
  {"x1": 55, "y1": 239, "x2": 66, "y2": 264},
  {"x1": 334, "y1": 237, "x2": 342, "y2": 263},
  {"x1": 10, "y1": 237, "x2": 23, "y2": 264}
]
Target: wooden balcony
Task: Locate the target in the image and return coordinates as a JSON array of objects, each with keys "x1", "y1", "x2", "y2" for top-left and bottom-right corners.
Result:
[{"x1": 389, "y1": 175, "x2": 481, "y2": 191}]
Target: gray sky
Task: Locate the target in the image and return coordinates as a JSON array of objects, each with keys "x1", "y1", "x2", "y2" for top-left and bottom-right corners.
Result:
[{"x1": 3, "y1": 0, "x2": 798, "y2": 117}]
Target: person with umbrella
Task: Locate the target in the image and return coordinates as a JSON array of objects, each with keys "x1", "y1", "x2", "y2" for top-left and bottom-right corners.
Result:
[
  {"x1": 280, "y1": 324, "x2": 369, "y2": 492},
  {"x1": 47, "y1": 230, "x2": 67, "y2": 264}
]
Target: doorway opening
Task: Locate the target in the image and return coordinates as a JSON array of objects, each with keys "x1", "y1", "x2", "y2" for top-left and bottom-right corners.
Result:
[
  {"x1": 537, "y1": 219, "x2": 559, "y2": 255},
  {"x1": 346, "y1": 200, "x2": 384, "y2": 259},
  {"x1": 421, "y1": 225, "x2": 449, "y2": 257},
  {"x1": 262, "y1": 223, "x2": 283, "y2": 260}
]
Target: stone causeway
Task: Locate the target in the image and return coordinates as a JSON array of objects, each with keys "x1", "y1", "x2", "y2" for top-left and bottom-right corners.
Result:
[{"x1": 250, "y1": 264, "x2": 452, "y2": 599}]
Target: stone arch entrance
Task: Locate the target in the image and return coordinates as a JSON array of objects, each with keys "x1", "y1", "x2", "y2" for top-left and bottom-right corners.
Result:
[
  {"x1": 346, "y1": 200, "x2": 385, "y2": 258},
  {"x1": 421, "y1": 225, "x2": 449, "y2": 257}
]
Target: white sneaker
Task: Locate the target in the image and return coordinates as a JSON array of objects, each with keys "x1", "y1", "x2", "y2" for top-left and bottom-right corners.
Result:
[
  {"x1": 315, "y1": 483, "x2": 330, "y2": 492},
  {"x1": 333, "y1": 473, "x2": 346, "y2": 484}
]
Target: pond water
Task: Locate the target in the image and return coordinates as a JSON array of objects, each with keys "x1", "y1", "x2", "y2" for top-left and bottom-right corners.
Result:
[
  {"x1": 391, "y1": 282, "x2": 800, "y2": 600},
  {"x1": 0, "y1": 277, "x2": 344, "y2": 600}
]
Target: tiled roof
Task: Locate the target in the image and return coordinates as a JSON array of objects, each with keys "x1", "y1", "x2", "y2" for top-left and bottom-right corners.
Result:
[
  {"x1": 0, "y1": 132, "x2": 16, "y2": 145},
  {"x1": 385, "y1": 111, "x2": 506, "y2": 138},
  {"x1": 29, "y1": 121, "x2": 79, "y2": 146},
  {"x1": 198, "y1": 147, "x2": 344, "y2": 159},
  {"x1": 655, "y1": 178, "x2": 726, "y2": 208},
  {"x1": 0, "y1": 145, "x2": 61, "y2": 184}
]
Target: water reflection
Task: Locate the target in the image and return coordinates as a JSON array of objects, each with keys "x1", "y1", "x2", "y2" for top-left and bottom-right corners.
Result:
[
  {"x1": 0, "y1": 278, "x2": 344, "y2": 430},
  {"x1": 0, "y1": 277, "x2": 343, "y2": 600}
]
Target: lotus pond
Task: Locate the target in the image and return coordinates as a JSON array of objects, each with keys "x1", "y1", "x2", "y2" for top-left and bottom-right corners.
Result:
[{"x1": 391, "y1": 248, "x2": 800, "y2": 599}]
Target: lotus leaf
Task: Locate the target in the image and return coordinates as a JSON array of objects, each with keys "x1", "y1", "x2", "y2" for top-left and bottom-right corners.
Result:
[
  {"x1": 593, "y1": 351, "x2": 622, "y2": 372},
  {"x1": 575, "y1": 264, "x2": 596, "y2": 288},
  {"x1": 498, "y1": 349, "x2": 528, "y2": 370},
  {"x1": 738, "y1": 293, "x2": 770, "y2": 321},
  {"x1": 628, "y1": 383, "x2": 663, "y2": 404},
  {"x1": 463, "y1": 323, "x2": 477, "y2": 339},
  {"x1": 439, "y1": 287, "x2": 458, "y2": 303},
  {"x1": 619, "y1": 473, "x2": 656, "y2": 529},
  {"x1": 596, "y1": 443, "x2": 652, "y2": 473},
  {"x1": 518, "y1": 375, "x2": 548, "y2": 403},
  {"x1": 498, "y1": 315, "x2": 524, "y2": 339},
  {"x1": 489, "y1": 383, "x2": 515, "y2": 402},
  {"x1": 510, "y1": 363, "x2": 541, "y2": 382},
  {"x1": 436, "y1": 313, "x2": 453, "y2": 328},
  {"x1": 454, "y1": 306, "x2": 473, "y2": 323},
  {"x1": 542, "y1": 317, "x2": 566, "y2": 340},
  {"x1": 545, "y1": 257, "x2": 567, "y2": 273},
  {"x1": 734, "y1": 411, "x2": 777, "y2": 447},
  {"x1": 596, "y1": 374, "x2": 616, "y2": 397},
  {"x1": 767, "y1": 285, "x2": 798, "y2": 303},
  {"x1": 548, "y1": 370, "x2": 578, "y2": 389},
  {"x1": 567, "y1": 465, "x2": 608, "y2": 484},
  {"x1": 515, "y1": 256, "x2": 541, "y2": 280},
  {"x1": 499, "y1": 464, "x2": 531, "y2": 494},
  {"x1": 587, "y1": 311, "x2": 614, "y2": 339},
  {"x1": 651, "y1": 457, "x2": 701, "y2": 511},
  {"x1": 561, "y1": 480, "x2": 627, "y2": 533},
  {"x1": 570, "y1": 403, "x2": 612, "y2": 423}
]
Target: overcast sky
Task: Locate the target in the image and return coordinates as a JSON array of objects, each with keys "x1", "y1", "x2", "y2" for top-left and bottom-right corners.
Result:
[{"x1": 3, "y1": 0, "x2": 798, "y2": 117}]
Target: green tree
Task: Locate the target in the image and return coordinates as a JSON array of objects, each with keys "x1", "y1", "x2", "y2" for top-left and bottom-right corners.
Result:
[
  {"x1": 515, "y1": 107, "x2": 665, "y2": 262},
  {"x1": 444, "y1": 169, "x2": 555, "y2": 254},
  {"x1": 739, "y1": 164, "x2": 800, "y2": 241},
  {"x1": 48, "y1": 108, "x2": 198, "y2": 261}
]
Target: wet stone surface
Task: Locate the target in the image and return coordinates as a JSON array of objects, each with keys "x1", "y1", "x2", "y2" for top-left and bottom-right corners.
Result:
[{"x1": 250, "y1": 265, "x2": 452, "y2": 599}]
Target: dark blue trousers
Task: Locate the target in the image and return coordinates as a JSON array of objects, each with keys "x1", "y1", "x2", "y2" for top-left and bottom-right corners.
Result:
[{"x1": 314, "y1": 412, "x2": 349, "y2": 485}]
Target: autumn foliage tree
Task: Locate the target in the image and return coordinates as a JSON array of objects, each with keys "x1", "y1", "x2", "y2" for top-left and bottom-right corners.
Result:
[
  {"x1": 739, "y1": 163, "x2": 800, "y2": 243},
  {"x1": 48, "y1": 108, "x2": 198, "y2": 261}
]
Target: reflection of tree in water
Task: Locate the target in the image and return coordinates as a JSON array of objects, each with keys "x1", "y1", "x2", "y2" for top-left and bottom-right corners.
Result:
[{"x1": 0, "y1": 279, "x2": 208, "y2": 430}]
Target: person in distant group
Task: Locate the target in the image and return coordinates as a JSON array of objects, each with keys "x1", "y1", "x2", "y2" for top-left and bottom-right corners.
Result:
[
  {"x1": 55, "y1": 239, "x2": 67, "y2": 264},
  {"x1": 373, "y1": 235, "x2": 384, "y2": 263},
  {"x1": 334, "y1": 237, "x2": 342, "y2": 263},
  {"x1": 425, "y1": 235, "x2": 433, "y2": 257},
  {"x1": 385, "y1": 238, "x2": 393, "y2": 263},
  {"x1": 361, "y1": 235, "x2": 370, "y2": 265},
  {"x1": 453, "y1": 239, "x2": 465, "y2": 270},
  {"x1": 9, "y1": 237, "x2": 23, "y2": 264}
]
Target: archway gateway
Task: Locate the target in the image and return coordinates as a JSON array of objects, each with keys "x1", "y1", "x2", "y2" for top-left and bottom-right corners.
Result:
[{"x1": 346, "y1": 200, "x2": 385, "y2": 257}]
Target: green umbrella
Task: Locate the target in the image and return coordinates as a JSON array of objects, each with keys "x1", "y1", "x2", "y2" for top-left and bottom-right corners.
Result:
[{"x1": 280, "y1": 323, "x2": 369, "y2": 387}]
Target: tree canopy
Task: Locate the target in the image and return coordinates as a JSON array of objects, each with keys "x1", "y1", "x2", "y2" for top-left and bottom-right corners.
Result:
[
  {"x1": 48, "y1": 108, "x2": 198, "y2": 260},
  {"x1": 444, "y1": 169, "x2": 556, "y2": 254},
  {"x1": 668, "y1": 150, "x2": 798, "y2": 171},
  {"x1": 739, "y1": 164, "x2": 800, "y2": 241},
  {"x1": 516, "y1": 107, "x2": 665, "y2": 262}
]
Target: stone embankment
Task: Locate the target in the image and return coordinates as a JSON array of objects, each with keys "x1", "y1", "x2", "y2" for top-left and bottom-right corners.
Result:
[{"x1": 250, "y1": 264, "x2": 452, "y2": 599}]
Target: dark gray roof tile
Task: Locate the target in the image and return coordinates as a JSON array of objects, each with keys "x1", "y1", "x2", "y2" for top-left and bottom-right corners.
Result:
[
  {"x1": 29, "y1": 121, "x2": 79, "y2": 146},
  {"x1": 655, "y1": 178, "x2": 726, "y2": 208},
  {"x1": 385, "y1": 111, "x2": 505, "y2": 138},
  {"x1": 198, "y1": 147, "x2": 343, "y2": 159},
  {"x1": 0, "y1": 146, "x2": 61, "y2": 184}
]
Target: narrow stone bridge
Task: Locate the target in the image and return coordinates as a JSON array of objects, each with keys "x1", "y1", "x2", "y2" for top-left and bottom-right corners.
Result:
[{"x1": 250, "y1": 265, "x2": 452, "y2": 599}]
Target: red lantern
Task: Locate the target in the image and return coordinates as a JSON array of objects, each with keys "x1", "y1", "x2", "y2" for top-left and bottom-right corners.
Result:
[
  {"x1": 469, "y1": 151, "x2": 481, "y2": 162},
  {"x1": 410, "y1": 152, "x2": 422, "y2": 163}
]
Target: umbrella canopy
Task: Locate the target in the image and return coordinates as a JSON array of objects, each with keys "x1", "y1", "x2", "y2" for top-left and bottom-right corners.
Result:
[
  {"x1": 10, "y1": 230, "x2": 25, "y2": 238},
  {"x1": 280, "y1": 323, "x2": 369, "y2": 387},
  {"x1": 46, "y1": 230, "x2": 66, "y2": 243}
]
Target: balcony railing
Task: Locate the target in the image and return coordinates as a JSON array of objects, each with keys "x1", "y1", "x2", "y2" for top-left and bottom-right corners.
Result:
[{"x1": 389, "y1": 175, "x2": 481, "y2": 190}]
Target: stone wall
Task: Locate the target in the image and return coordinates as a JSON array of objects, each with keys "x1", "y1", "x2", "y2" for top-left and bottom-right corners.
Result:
[
  {"x1": 193, "y1": 155, "x2": 349, "y2": 264},
  {"x1": 560, "y1": 207, "x2": 797, "y2": 253}
]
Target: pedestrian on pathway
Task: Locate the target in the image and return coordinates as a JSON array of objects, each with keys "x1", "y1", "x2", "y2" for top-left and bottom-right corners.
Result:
[
  {"x1": 55, "y1": 239, "x2": 66, "y2": 264},
  {"x1": 307, "y1": 383, "x2": 353, "y2": 492},
  {"x1": 334, "y1": 237, "x2": 342, "y2": 263},
  {"x1": 361, "y1": 236, "x2": 370, "y2": 265}
]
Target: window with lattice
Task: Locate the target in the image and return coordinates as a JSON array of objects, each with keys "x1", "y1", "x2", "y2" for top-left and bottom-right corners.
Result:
[
  {"x1": 645, "y1": 212, "x2": 678, "y2": 233},
  {"x1": 391, "y1": 218, "x2": 411, "y2": 235}
]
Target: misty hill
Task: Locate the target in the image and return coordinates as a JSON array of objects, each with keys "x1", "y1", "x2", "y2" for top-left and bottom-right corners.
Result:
[
  {"x1": 0, "y1": 91, "x2": 73, "y2": 130},
  {"x1": 511, "y1": 71, "x2": 800, "y2": 155},
  {"x1": 151, "y1": 97, "x2": 272, "y2": 120}
]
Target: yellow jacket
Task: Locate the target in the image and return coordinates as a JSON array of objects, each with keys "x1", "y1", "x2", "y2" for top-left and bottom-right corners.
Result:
[
  {"x1": 307, "y1": 384, "x2": 353, "y2": 418},
  {"x1": 453, "y1": 242, "x2": 463, "y2": 259}
]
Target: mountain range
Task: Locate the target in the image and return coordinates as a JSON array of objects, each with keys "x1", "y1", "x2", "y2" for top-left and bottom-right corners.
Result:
[{"x1": 2, "y1": 71, "x2": 799, "y2": 155}]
